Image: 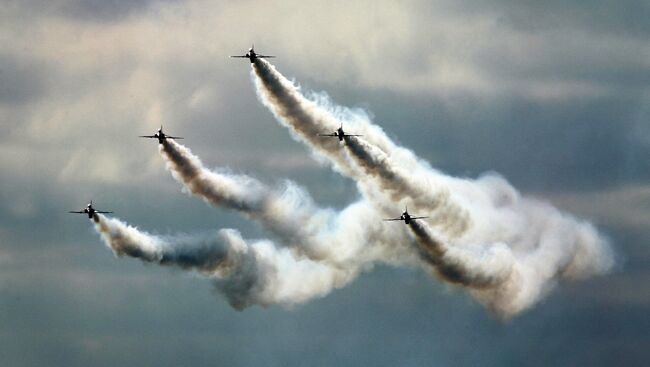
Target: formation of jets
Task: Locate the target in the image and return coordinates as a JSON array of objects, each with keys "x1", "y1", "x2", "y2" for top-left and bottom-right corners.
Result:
[
  {"x1": 71, "y1": 45, "x2": 428, "y2": 226},
  {"x1": 383, "y1": 207, "x2": 428, "y2": 224},
  {"x1": 139, "y1": 125, "x2": 183, "y2": 144},
  {"x1": 230, "y1": 44, "x2": 275, "y2": 63},
  {"x1": 318, "y1": 124, "x2": 362, "y2": 141},
  {"x1": 68, "y1": 201, "x2": 112, "y2": 219}
]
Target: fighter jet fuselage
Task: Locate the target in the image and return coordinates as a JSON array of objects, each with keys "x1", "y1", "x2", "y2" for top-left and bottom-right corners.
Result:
[
  {"x1": 69, "y1": 201, "x2": 113, "y2": 219},
  {"x1": 336, "y1": 128, "x2": 345, "y2": 141},
  {"x1": 319, "y1": 124, "x2": 362, "y2": 142},
  {"x1": 245, "y1": 49, "x2": 257, "y2": 63},
  {"x1": 231, "y1": 45, "x2": 275, "y2": 64},
  {"x1": 140, "y1": 126, "x2": 183, "y2": 144},
  {"x1": 154, "y1": 130, "x2": 165, "y2": 144},
  {"x1": 384, "y1": 207, "x2": 428, "y2": 224},
  {"x1": 82, "y1": 205, "x2": 97, "y2": 219}
]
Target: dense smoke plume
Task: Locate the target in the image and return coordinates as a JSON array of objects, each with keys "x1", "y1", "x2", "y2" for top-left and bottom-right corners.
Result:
[
  {"x1": 93, "y1": 214, "x2": 361, "y2": 309},
  {"x1": 159, "y1": 139, "x2": 326, "y2": 259},
  {"x1": 250, "y1": 59, "x2": 613, "y2": 317},
  {"x1": 89, "y1": 59, "x2": 613, "y2": 319},
  {"x1": 157, "y1": 139, "x2": 417, "y2": 265}
]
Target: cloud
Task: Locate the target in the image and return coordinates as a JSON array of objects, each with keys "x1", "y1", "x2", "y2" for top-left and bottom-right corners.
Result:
[
  {"x1": 468, "y1": 0, "x2": 650, "y2": 39},
  {"x1": 0, "y1": 1, "x2": 647, "y2": 365},
  {"x1": 7, "y1": 0, "x2": 168, "y2": 22},
  {"x1": 1, "y1": 0, "x2": 648, "y2": 193},
  {"x1": 547, "y1": 185, "x2": 650, "y2": 233}
]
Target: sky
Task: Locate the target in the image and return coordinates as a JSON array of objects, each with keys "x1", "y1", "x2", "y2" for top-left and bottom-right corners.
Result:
[{"x1": 1, "y1": 0, "x2": 649, "y2": 366}]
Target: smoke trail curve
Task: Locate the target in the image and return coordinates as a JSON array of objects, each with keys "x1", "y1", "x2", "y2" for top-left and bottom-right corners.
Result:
[
  {"x1": 160, "y1": 139, "x2": 327, "y2": 259},
  {"x1": 93, "y1": 214, "x2": 362, "y2": 309},
  {"x1": 86, "y1": 58, "x2": 614, "y2": 319},
  {"x1": 158, "y1": 139, "x2": 419, "y2": 266},
  {"x1": 252, "y1": 60, "x2": 470, "y2": 237},
  {"x1": 250, "y1": 59, "x2": 615, "y2": 318}
]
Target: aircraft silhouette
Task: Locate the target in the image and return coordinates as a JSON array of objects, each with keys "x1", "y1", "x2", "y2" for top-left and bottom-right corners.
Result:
[
  {"x1": 230, "y1": 44, "x2": 275, "y2": 63},
  {"x1": 68, "y1": 201, "x2": 113, "y2": 219},
  {"x1": 383, "y1": 206, "x2": 428, "y2": 224},
  {"x1": 139, "y1": 125, "x2": 183, "y2": 144},
  {"x1": 318, "y1": 124, "x2": 362, "y2": 141}
]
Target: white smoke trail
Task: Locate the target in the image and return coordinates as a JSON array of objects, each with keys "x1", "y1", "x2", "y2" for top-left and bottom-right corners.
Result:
[
  {"x1": 251, "y1": 59, "x2": 361, "y2": 178},
  {"x1": 251, "y1": 59, "x2": 615, "y2": 318},
  {"x1": 252, "y1": 60, "x2": 469, "y2": 237},
  {"x1": 157, "y1": 139, "x2": 417, "y2": 266},
  {"x1": 93, "y1": 214, "x2": 362, "y2": 309},
  {"x1": 408, "y1": 221, "x2": 513, "y2": 288},
  {"x1": 159, "y1": 139, "x2": 270, "y2": 213},
  {"x1": 86, "y1": 59, "x2": 613, "y2": 319},
  {"x1": 343, "y1": 136, "x2": 471, "y2": 236},
  {"x1": 159, "y1": 139, "x2": 330, "y2": 260}
]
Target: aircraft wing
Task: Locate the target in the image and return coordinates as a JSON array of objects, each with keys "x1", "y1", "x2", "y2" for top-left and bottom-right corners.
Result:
[
  {"x1": 344, "y1": 134, "x2": 363, "y2": 137},
  {"x1": 383, "y1": 218, "x2": 403, "y2": 221},
  {"x1": 318, "y1": 133, "x2": 337, "y2": 137},
  {"x1": 230, "y1": 55, "x2": 247, "y2": 58},
  {"x1": 166, "y1": 136, "x2": 183, "y2": 140},
  {"x1": 68, "y1": 211, "x2": 84, "y2": 214},
  {"x1": 410, "y1": 216, "x2": 429, "y2": 220},
  {"x1": 139, "y1": 135, "x2": 156, "y2": 138},
  {"x1": 95, "y1": 211, "x2": 113, "y2": 214},
  {"x1": 257, "y1": 55, "x2": 275, "y2": 58}
]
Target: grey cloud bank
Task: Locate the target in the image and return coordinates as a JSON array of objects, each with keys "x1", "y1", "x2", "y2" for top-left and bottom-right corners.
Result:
[{"x1": 0, "y1": 0, "x2": 648, "y2": 366}]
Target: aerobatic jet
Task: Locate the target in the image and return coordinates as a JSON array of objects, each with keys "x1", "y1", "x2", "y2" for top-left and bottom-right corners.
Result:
[
  {"x1": 230, "y1": 44, "x2": 275, "y2": 63},
  {"x1": 69, "y1": 201, "x2": 113, "y2": 219},
  {"x1": 383, "y1": 206, "x2": 428, "y2": 224},
  {"x1": 318, "y1": 124, "x2": 362, "y2": 141},
  {"x1": 139, "y1": 126, "x2": 183, "y2": 144}
]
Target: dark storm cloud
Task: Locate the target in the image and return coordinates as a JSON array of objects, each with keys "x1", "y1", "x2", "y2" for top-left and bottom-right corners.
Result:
[
  {"x1": 442, "y1": 95, "x2": 646, "y2": 190},
  {"x1": 0, "y1": 54, "x2": 49, "y2": 106},
  {"x1": 379, "y1": 2, "x2": 650, "y2": 192},
  {"x1": 299, "y1": 0, "x2": 650, "y2": 191},
  {"x1": 476, "y1": 47, "x2": 650, "y2": 94},
  {"x1": 307, "y1": 0, "x2": 645, "y2": 103},
  {"x1": 9, "y1": 0, "x2": 176, "y2": 22},
  {"x1": 475, "y1": 0, "x2": 650, "y2": 38},
  {"x1": 0, "y1": 0, "x2": 648, "y2": 366},
  {"x1": 324, "y1": 84, "x2": 647, "y2": 192}
]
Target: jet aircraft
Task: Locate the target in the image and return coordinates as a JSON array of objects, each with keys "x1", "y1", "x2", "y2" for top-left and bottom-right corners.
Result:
[
  {"x1": 318, "y1": 124, "x2": 362, "y2": 141},
  {"x1": 230, "y1": 44, "x2": 275, "y2": 63},
  {"x1": 139, "y1": 126, "x2": 183, "y2": 144},
  {"x1": 383, "y1": 206, "x2": 428, "y2": 224},
  {"x1": 69, "y1": 201, "x2": 113, "y2": 219}
]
